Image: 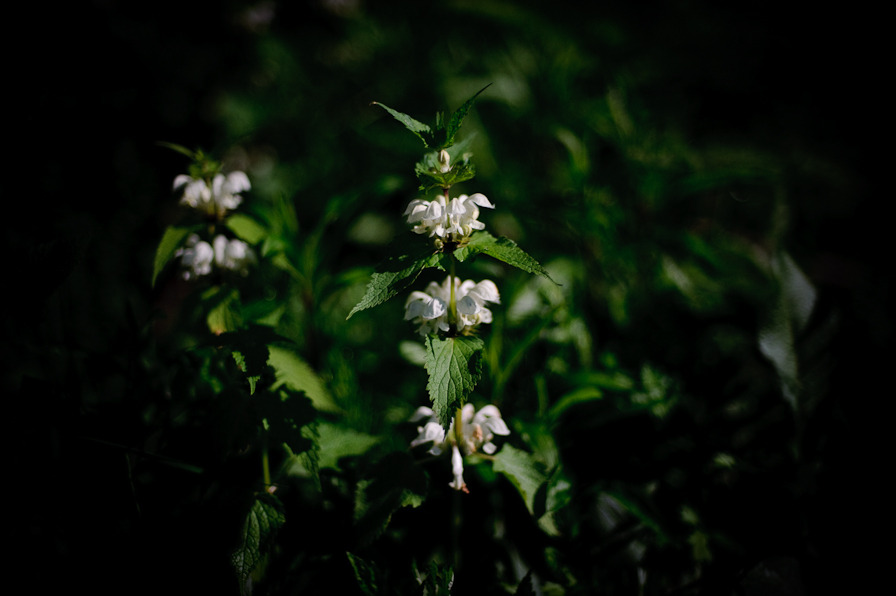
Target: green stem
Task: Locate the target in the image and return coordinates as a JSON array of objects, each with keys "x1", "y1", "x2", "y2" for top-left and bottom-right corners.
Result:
[
  {"x1": 448, "y1": 254, "x2": 457, "y2": 332},
  {"x1": 261, "y1": 419, "x2": 272, "y2": 489}
]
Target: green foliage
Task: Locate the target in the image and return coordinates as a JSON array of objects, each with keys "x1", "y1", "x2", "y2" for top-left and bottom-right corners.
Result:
[
  {"x1": 424, "y1": 335, "x2": 485, "y2": 429},
  {"x1": 267, "y1": 343, "x2": 340, "y2": 413},
  {"x1": 231, "y1": 493, "x2": 286, "y2": 595},
  {"x1": 152, "y1": 225, "x2": 193, "y2": 286},
  {"x1": 346, "y1": 251, "x2": 445, "y2": 319},
  {"x1": 21, "y1": 4, "x2": 871, "y2": 594},
  {"x1": 454, "y1": 231, "x2": 556, "y2": 283},
  {"x1": 373, "y1": 84, "x2": 490, "y2": 151},
  {"x1": 346, "y1": 552, "x2": 380, "y2": 595}
]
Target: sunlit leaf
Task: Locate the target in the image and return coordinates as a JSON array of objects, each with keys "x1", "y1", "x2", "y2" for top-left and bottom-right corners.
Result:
[
  {"x1": 454, "y1": 231, "x2": 556, "y2": 283},
  {"x1": 424, "y1": 335, "x2": 484, "y2": 428},
  {"x1": 346, "y1": 251, "x2": 445, "y2": 319}
]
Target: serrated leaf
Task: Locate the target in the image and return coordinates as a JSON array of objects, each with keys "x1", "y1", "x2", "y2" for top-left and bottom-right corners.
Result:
[
  {"x1": 372, "y1": 101, "x2": 434, "y2": 147},
  {"x1": 443, "y1": 83, "x2": 491, "y2": 148},
  {"x1": 231, "y1": 493, "x2": 285, "y2": 596},
  {"x1": 454, "y1": 231, "x2": 556, "y2": 283},
  {"x1": 424, "y1": 335, "x2": 484, "y2": 428},
  {"x1": 267, "y1": 343, "x2": 340, "y2": 413},
  {"x1": 152, "y1": 225, "x2": 192, "y2": 286},
  {"x1": 347, "y1": 251, "x2": 445, "y2": 319}
]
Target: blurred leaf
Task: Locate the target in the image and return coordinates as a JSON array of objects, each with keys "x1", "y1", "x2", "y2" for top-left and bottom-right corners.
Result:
[
  {"x1": 267, "y1": 343, "x2": 340, "y2": 413},
  {"x1": 347, "y1": 251, "x2": 445, "y2": 319},
  {"x1": 416, "y1": 560, "x2": 454, "y2": 595},
  {"x1": 225, "y1": 213, "x2": 268, "y2": 245},
  {"x1": 346, "y1": 552, "x2": 380, "y2": 595},
  {"x1": 548, "y1": 386, "x2": 604, "y2": 422},
  {"x1": 231, "y1": 492, "x2": 285, "y2": 596},
  {"x1": 151, "y1": 225, "x2": 192, "y2": 286},
  {"x1": 424, "y1": 335, "x2": 484, "y2": 429},
  {"x1": 206, "y1": 287, "x2": 243, "y2": 334},
  {"x1": 314, "y1": 421, "x2": 382, "y2": 471}
]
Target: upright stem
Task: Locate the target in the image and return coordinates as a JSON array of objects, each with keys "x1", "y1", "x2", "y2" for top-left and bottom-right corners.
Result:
[{"x1": 261, "y1": 420, "x2": 272, "y2": 490}]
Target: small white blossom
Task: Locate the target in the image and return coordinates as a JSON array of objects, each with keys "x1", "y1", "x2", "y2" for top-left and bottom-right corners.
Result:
[
  {"x1": 403, "y1": 192, "x2": 494, "y2": 244},
  {"x1": 438, "y1": 149, "x2": 452, "y2": 173},
  {"x1": 213, "y1": 235, "x2": 255, "y2": 276},
  {"x1": 404, "y1": 276, "x2": 499, "y2": 336},
  {"x1": 173, "y1": 171, "x2": 251, "y2": 219},
  {"x1": 175, "y1": 234, "x2": 255, "y2": 279},
  {"x1": 410, "y1": 403, "x2": 511, "y2": 492},
  {"x1": 175, "y1": 234, "x2": 215, "y2": 280}
]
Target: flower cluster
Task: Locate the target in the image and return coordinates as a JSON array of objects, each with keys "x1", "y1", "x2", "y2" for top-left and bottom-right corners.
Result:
[
  {"x1": 175, "y1": 234, "x2": 255, "y2": 280},
  {"x1": 174, "y1": 170, "x2": 251, "y2": 219},
  {"x1": 404, "y1": 192, "x2": 494, "y2": 245},
  {"x1": 405, "y1": 276, "x2": 500, "y2": 336},
  {"x1": 410, "y1": 404, "x2": 510, "y2": 492}
]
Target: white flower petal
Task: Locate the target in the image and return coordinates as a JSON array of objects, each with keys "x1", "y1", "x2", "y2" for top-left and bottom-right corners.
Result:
[{"x1": 467, "y1": 193, "x2": 494, "y2": 208}]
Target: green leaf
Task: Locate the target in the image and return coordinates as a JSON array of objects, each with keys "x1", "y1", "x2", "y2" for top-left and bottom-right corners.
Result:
[
  {"x1": 493, "y1": 444, "x2": 548, "y2": 516},
  {"x1": 346, "y1": 552, "x2": 380, "y2": 595},
  {"x1": 443, "y1": 83, "x2": 491, "y2": 148},
  {"x1": 414, "y1": 154, "x2": 477, "y2": 191},
  {"x1": 151, "y1": 225, "x2": 192, "y2": 286},
  {"x1": 314, "y1": 421, "x2": 382, "y2": 471},
  {"x1": 225, "y1": 213, "x2": 267, "y2": 245},
  {"x1": 267, "y1": 343, "x2": 340, "y2": 413},
  {"x1": 454, "y1": 231, "x2": 556, "y2": 283},
  {"x1": 372, "y1": 101, "x2": 434, "y2": 147},
  {"x1": 347, "y1": 251, "x2": 445, "y2": 319},
  {"x1": 231, "y1": 493, "x2": 285, "y2": 596},
  {"x1": 424, "y1": 335, "x2": 484, "y2": 428},
  {"x1": 206, "y1": 287, "x2": 243, "y2": 334}
]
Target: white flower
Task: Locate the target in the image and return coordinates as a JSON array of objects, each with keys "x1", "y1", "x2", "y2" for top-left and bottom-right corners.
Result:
[
  {"x1": 409, "y1": 403, "x2": 511, "y2": 492},
  {"x1": 213, "y1": 235, "x2": 255, "y2": 276},
  {"x1": 404, "y1": 276, "x2": 500, "y2": 336},
  {"x1": 173, "y1": 170, "x2": 250, "y2": 219},
  {"x1": 403, "y1": 192, "x2": 494, "y2": 244},
  {"x1": 175, "y1": 234, "x2": 255, "y2": 279},
  {"x1": 176, "y1": 234, "x2": 215, "y2": 279}
]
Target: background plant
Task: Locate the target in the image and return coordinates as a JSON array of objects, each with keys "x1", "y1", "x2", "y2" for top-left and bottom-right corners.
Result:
[{"x1": 5, "y1": 1, "x2": 885, "y2": 595}]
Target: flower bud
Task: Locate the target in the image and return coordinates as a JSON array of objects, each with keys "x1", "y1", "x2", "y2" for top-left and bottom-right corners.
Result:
[{"x1": 438, "y1": 149, "x2": 451, "y2": 173}]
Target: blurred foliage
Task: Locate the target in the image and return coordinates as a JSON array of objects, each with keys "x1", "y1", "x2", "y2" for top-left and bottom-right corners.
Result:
[{"x1": 4, "y1": 0, "x2": 886, "y2": 595}]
